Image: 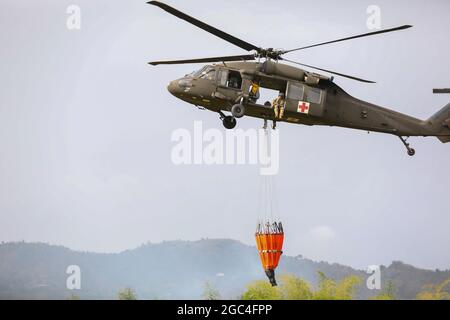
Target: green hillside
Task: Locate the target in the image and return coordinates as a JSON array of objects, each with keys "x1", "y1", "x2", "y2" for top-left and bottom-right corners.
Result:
[{"x1": 0, "y1": 240, "x2": 448, "y2": 299}]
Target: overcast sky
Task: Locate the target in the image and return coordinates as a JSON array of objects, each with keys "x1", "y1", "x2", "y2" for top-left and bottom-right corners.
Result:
[{"x1": 0, "y1": 0, "x2": 449, "y2": 270}]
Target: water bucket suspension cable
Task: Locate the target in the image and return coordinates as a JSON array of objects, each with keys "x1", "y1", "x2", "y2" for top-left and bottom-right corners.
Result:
[{"x1": 255, "y1": 128, "x2": 284, "y2": 286}]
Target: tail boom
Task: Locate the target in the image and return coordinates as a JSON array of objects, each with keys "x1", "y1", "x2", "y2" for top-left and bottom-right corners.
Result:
[{"x1": 425, "y1": 103, "x2": 450, "y2": 143}]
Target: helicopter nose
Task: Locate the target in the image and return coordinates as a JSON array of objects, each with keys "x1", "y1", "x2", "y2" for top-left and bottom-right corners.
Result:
[{"x1": 167, "y1": 80, "x2": 181, "y2": 96}]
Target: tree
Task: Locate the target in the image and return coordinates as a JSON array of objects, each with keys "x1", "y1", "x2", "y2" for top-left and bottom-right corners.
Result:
[
  {"x1": 118, "y1": 288, "x2": 137, "y2": 300},
  {"x1": 313, "y1": 272, "x2": 361, "y2": 300},
  {"x1": 202, "y1": 281, "x2": 221, "y2": 300},
  {"x1": 314, "y1": 271, "x2": 338, "y2": 300},
  {"x1": 416, "y1": 278, "x2": 450, "y2": 300},
  {"x1": 370, "y1": 280, "x2": 396, "y2": 300},
  {"x1": 241, "y1": 273, "x2": 361, "y2": 300},
  {"x1": 242, "y1": 280, "x2": 282, "y2": 300},
  {"x1": 334, "y1": 275, "x2": 362, "y2": 300},
  {"x1": 278, "y1": 274, "x2": 313, "y2": 300}
]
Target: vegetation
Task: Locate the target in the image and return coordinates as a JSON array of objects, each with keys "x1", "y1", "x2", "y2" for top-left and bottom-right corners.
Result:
[
  {"x1": 416, "y1": 278, "x2": 450, "y2": 300},
  {"x1": 370, "y1": 280, "x2": 396, "y2": 300},
  {"x1": 279, "y1": 275, "x2": 313, "y2": 300},
  {"x1": 202, "y1": 281, "x2": 221, "y2": 300},
  {"x1": 242, "y1": 280, "x2": 283, "y2": 300},
  {"x1": 241, "y1": 274, "x2": 450, "y2": 300},
  {"x1": 242, "y1": 272, "x2": 361, "y2": 300},
  {"x1": 1, "y1": 241, "x2": 449, "y2": 299},
  {"x1": 113, "y1": 276, "x2": 450, "y2": 300},
  {"x1": 118, "y1": 288, "x2": 137, "y2": 300},
  {"x1": 67, "y1": 293, "x2": 81, "y2": 300}
]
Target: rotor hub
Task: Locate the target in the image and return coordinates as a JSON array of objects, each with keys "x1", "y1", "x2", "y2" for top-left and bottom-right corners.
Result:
[{"x1": 256, "y1": 48, "x2": 283, "y2": 60}]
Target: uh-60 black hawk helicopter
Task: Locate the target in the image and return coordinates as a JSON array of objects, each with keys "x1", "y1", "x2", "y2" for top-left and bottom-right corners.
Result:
[{"x1": 147, "y1": 1, "x2": 450, "y2": 156}]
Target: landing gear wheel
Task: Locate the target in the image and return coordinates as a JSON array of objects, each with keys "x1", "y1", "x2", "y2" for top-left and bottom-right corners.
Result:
[
  {"x1": 231, "y1": 104, "x2": 245, "y2": 118},
  {"x1": 398, "y1": 136, "x2": 416, "y2": 157},
  {"x1": 407, "y1": 148, "x2": 416, "y2": 156},
  {"x1": 223, "y1": 116, "x2": 237, "y2": 129}
]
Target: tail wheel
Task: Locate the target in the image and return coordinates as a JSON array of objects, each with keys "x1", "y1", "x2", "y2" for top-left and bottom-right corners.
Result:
[
  {"x1": 398, "y1": 136, "x2": 416, "y2": 157},
  {"x1": 223, "y1": 116, "x2": 237, "y2": 129}
]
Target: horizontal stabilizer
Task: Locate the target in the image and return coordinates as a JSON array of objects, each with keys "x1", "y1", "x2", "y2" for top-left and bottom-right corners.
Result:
[{"x1": 433, "y1": 88, "x2": 450, "y2": 94}]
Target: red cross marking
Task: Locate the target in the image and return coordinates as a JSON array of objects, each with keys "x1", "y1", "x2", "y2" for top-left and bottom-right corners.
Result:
[{"x1": 298, "y1": 101, "x2": 310, "y2": 114}]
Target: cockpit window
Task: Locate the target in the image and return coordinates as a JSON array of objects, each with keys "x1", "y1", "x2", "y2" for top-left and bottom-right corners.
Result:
[
  {"x1": 199, "y1": 68, "x2": 216, "y2": 80},
  {"x1": 218, "y1": 70, "x2": 228, "y2": 86},
  {"x1": 189, "y1": 66, "x2": 208, "y2": 78}
]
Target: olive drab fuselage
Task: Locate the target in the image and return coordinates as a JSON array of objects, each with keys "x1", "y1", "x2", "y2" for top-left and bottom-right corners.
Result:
[
  {"x1": 149, "y1": 0, "x2": 450, "y2": 156},
  {"x1": 167, "y1": 60, "x2": 438, "y2": 137}
]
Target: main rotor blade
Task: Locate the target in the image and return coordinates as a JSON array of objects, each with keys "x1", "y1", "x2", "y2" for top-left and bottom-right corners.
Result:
[
  {"x1": 148, "y1": 54, "x2": 255, "y2": 66},
  {"x1": 282, "y1": 58, "x2": 376, "y2": 83},
  {"x1": 148, "y1": 1, "x2": 260, "y2": 52},
  {"x1": 283, "y1": 25, "x2": 412, "y2": 54}
]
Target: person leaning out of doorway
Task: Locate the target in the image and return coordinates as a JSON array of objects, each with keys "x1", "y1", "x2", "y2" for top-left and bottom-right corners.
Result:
[{"x1": 272, "y1": 91, "x2": 285, "y2": 119}]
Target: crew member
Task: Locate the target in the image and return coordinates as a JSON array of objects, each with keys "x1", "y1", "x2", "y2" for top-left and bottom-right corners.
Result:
[
  {"x1": 272, "y1": 91, "x2": 285, "y2": 129},
  {"x1": 272, "y1": 92, "x2": 285, "y2": 119},
  {"x1": 249, "y1": 81, "x2": 260, "y2": 103}
]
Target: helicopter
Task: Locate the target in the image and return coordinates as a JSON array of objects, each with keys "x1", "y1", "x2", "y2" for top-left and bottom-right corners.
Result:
[{"x1": 147, "y1": 1, "x2": 450, "y2": 156}]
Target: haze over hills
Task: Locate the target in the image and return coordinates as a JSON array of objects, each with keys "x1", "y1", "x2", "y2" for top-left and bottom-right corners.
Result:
[{"x1": 0, "y1": 239, "x2": 448, "y2": 300}]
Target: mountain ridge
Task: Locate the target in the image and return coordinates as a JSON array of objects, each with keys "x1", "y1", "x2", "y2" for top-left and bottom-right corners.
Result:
[{"x1": 0, "y1": 239, "x2": 448, "y2": 299}]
